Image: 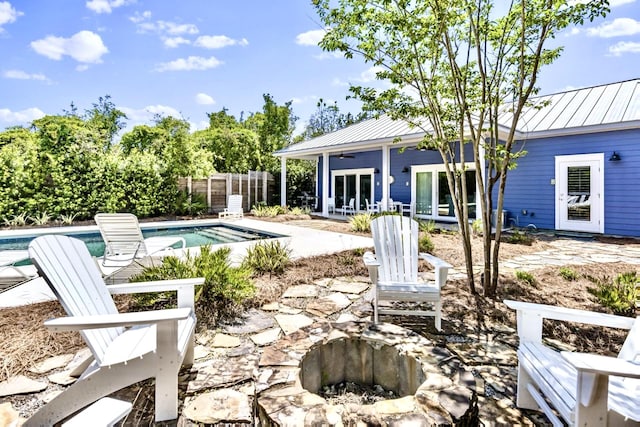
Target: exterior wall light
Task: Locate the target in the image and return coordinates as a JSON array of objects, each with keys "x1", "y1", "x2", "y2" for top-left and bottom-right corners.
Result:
[{"x1": 609, "y1": 151, "x2": 621, "y2": 161}]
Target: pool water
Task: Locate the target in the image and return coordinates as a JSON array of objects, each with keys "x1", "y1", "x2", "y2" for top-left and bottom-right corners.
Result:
[{"x1": 0, "y1": 224, "x2": 277, "y2": 265}]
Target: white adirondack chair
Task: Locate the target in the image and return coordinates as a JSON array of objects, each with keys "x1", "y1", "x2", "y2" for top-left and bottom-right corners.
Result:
[
  {"x1": 26, "y1": 235, "x2": 204, "y2": 425},
  {"x1": 219, "y1": 194, "x2": 244, "y2": 219},
  {"x1": 94, "y1": 213, "x2": 186, "y2": 270},
  {"x1": 504, "y1": 300, "x2": 640, "y2": 426},
  {"x1": 364, "y1": 216, "x2": 452, "y2": 331}
]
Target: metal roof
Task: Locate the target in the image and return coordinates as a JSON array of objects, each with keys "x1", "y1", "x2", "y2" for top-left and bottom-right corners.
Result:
[{"x1": 277, "y1": 79, "x2": 640, "y2": 157}]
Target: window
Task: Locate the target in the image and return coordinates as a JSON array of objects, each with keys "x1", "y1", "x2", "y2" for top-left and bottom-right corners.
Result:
[{"x1": 412, "y1": 166, "x2": 477, "y2": 221}]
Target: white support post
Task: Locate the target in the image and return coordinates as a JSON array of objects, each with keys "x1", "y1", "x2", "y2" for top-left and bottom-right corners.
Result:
[
  {"x1": 187, "y1": 176, "x2": 192, "y2": 195},
  {"x1": 381, "y1": 145, "x2": 390, "y2": 211},
  {"x1": 281, "y1": 157, "x2": 287, "y2": 207},
  {"x1": 314, "y1": 159, "x2": 319, "y2": 210},
  {"x1": 322, "y1": 152, "x2": 329, "y2": 216},
  {"x1": 262, "y1": 171, "x2": 268, "y2": 204},
  {"x1": 207, "y1": 176, "x2": 212, "y2": 213},
  {"x1": 247, "y1": 170, "x2": 251, "y2": 211}
]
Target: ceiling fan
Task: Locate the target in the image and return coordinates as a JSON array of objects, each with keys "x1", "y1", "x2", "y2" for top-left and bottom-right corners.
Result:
[{"x1": 337, "y1": 152, "x2": 355, "y2": 159}]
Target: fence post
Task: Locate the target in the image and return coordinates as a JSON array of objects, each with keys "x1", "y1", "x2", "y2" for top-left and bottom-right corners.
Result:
[
  {"x1": 262, "y1": 172, "x2": 268, "y2": 204},
  {"x1": 207, "y1": 176, "x2": 212, "y2": 213}
]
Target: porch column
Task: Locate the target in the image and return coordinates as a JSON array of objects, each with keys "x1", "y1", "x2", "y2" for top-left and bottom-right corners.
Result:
[
  {"x1": 322, "y1": 152, "x2": 329, "y2": 216},
  {"x1": 381, "y1": 145, "x2": 390, "y2": 211},
  {"x1": 280, "y1": 157, "x2": 287, "y2": 207}
]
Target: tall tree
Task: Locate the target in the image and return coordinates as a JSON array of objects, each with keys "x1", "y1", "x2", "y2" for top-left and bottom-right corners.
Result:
[
  {"x1": 84, "y1": 95, "x2": 127, "y2": 150},
  {"x1": 313, "y1": 0, "x2": 608, "y2": 296},
  {"x1": 301, "y1": 98, "x2": 370, "y2": 140}
]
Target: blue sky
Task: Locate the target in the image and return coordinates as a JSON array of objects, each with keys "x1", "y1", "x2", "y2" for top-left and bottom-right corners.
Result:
[{"x1": 1, "y1": 0, "x2": 639, "y2": 136}]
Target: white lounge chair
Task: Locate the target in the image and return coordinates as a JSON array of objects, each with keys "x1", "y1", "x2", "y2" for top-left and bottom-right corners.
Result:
[
  {"x1": 94, "y1": 213, "x2": 186, "y2": 270},
  {"x1": 504, "y1": 300, "x2": 640, "y2": 426},
  {"x1": 364, "y1": 216, "x2": 452, "y2": 330},
  {"x1": 219, "y1": 194, "x2": 244, "y2": 219},
  {"x1": 26, "y1": 234, "x2": 204, "y2": 425},
  {"x1": 327, "y1": 197, "x2": 336, "y2": 214},
  {"x1": 0, "y1": 250, "x2": 36, "y2": 281}
]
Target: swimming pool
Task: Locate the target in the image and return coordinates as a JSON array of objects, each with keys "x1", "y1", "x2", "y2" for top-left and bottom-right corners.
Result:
[{"x1": 0, "y1": 224, "x2": 280, "y2": 265}]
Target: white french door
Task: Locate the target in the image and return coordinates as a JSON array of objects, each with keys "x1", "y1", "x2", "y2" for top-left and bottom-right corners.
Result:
[
  {"x1": 555, "y1": 153, "x2": 604, "y2": 233},
  {"x1": 332, "y1": 168, "x2": 375, "y2": 212}
]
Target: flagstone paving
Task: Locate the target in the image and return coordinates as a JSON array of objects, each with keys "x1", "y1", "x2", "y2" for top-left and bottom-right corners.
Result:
[{"x1": 4, "y1": 237, "x2": 640, "y2": 425}]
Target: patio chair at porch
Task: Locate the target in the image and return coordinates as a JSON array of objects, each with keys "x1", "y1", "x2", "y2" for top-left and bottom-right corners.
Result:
[
  {"x1": 339, "y1": 198, "x2": 356, "y2": 215},
  {"x1": 219, "y1": 194, "x2": 244, "y2": 219},
  {"x1": 365, "y1": 198, "x2": 379, "y2": 213}
]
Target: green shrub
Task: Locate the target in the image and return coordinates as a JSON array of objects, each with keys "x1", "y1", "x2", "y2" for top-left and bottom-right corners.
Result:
[
  {"x1": 419, "y1": 219, "x2": 437, "y2": 234},
  {"x1": 559, "y1": 267, "x2": 578, "y2": 281},
  {"x1": 352, "y1": 247, "x2": 365, "y2": 256},
  {"x1": 251, "y1": 204, "x2": 285, "y2": 217},
  {"x1": 175, "y1": 191, "x2": 207, "y2": 217},
  {"x1": 349, "y1": 213, "x2": 373, "y2": 232},
  {"x1": 58, "y1": 213, "x2": 78, "y2": 225},
  {"x1": 3, "y1": 213, "x2": 28, "y2": 227},
  {"x1": 29, "y1": 211, "x2": 51, "y2": 226},
  {"x1": 515, "y1": 270, "x2": 536, "y2": 286},
  {"x1": 471, "y1": 218, "x2": 483, "y2": 236},
  {"x1": 506, "y1": 230, "x2": 533, "y2": 245},
  {"x1": 242, "y1": 240, "x2": 291, "y2": 275},
  {"x1": 588, "y1": 272, "x2": 639, "y2": 316},
  {"x1": 418, "y1": 233, "x2": 434, "y2": 254},
  {"x1": 289, "y1": 206, "x2": 310, "y2": 216},
  {"x1": 131, "y1": 245, "x2": 255, "y2": 318}
]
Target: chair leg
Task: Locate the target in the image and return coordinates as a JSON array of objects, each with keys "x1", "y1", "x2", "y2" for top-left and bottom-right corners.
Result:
[
  {"x1": 155, "y1": 321, "x2": 180, "y2": 422},
  {"x1": 516, "y1": 364, "x2": 539, "y2": 410},
  {"x1": 435, "y1": 300, "x2": 442, "y2": 331}
]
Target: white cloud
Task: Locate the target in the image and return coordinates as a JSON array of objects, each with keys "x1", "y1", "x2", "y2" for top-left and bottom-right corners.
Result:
[
  {"x1": 356, "y1": 66, "x2": 383, "y2": 83},
  {"x1": 291, "y1": 95, "x2": 318, "y2": 105},
  {"x1": 194, "y1": 35, "x2": 248, "y2": 49},
  {"x1": 295, "y1": 29, "x2": 326, "y2": 46},
  {"x1": 86, "y1": 0, "x2": 132, "y2": 14},
  {"x1": 0, "y1": 107, "x2": 46, "y2": 125},
  {"x1": 120, "y1": 105, "x2": 183, "y2": 124},
  {"x1": 137, "y1": 20, "x2": 199, "y2": 36},
  {"x1": 587, "y1": 18, "x2": 640, "y2": 37},
  {"x1": 331, "y1": 77, "x2": 349, "y2": 87},
  {"x1": 195, "y1": 93, "x2": 215, "y2": 105},
  {"x1": 313, "y1": 51, "x2": 343, "y2": 60},
  {"x1": 31, "y1": 30, "x2": 109, "y2": 64},
  {"x1": 164, "y1": 36, "x2": 190, "y2": 48},
  {"x1": 609, "y1": 0, "x2": 636, "y2": 6},
  {"x1": 609, "y1": 41, "x2": 640, "y2": 55},
  {"x1": 129, "y1": 10, "x2": 151, "y2": 24},
  {"x1": 155, "y1": 56, "x2": 222, "y2": 72},
  {"x1": 3, "y1": 69, "x2": 50, "y2": 82},
  {"x1": 0, "y1": 1, "x2": 22, "y2": 31},
  {"x1": 190, "y1": 120, "x2": 209, "y2": 131}
]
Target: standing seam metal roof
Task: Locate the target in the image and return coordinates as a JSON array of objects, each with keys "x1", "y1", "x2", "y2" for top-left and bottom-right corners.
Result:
[{"x1": 278, "y1": 79, "x2": 640, "y2": 156}]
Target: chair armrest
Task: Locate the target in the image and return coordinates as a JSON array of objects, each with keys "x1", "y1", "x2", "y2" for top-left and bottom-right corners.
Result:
[
  {"x1": 363, "y1": 251, "x2": 379, "y2": 267},
  {"x1": 108, "y1": 277, "x2": 205, "y2": 295},
  {"x1": 503, "y1": 300, "x2": 635, "y2": 329},
  {"x1": 504, "y1": 299, "x2": 636, "y2": 343},
  {"x1": 44, "y1": 307, "x2": 192, "y2": 332},
  {"x1": 562, "y1": 352, "x2": 640, "y2": 379},
  {"x1": 109, "y1": 277, "x2": 204, "y2": 310},
  {"x1": 419, "y1": 253, "x2": 452, "y2": 269}
]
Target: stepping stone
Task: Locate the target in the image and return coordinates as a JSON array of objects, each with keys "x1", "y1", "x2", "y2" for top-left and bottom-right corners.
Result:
[
  {"x1": 306, "y1": 293, "x2": 352, "y2": 317},
  {"x1": 188, "y1": 354, "x2": 259, "y2": 393},
  {"x1": 278, "y1": 305, "x2": 301, "y2": 315},
  {"x1": 29, "y1": 354, "x2": 74, "y2": 374},
  {"x1": 335, "y1": 313, "x2": 359, "y2": 323},
  {"x1": 261, "y1": 302, "x2": 280, "y2": 311},
  {"x1": 274, "y1": 314, "x2": 314, "y2": 335},
  {"x1": 281, "y1": 284, "x2": 318, "y2": 298},
  {"x1": 0, "y1": 402, "x2": 20, "y2": 426},
  {"x1": 0, "y1": 375, "x2": 47, "y2": 397},
  {"x1": 193, "y1": 345, "x2": 209, "y2": 360},
  {"x1": 251, "y1": 328, "x2": 281, "y2": 346},
  {"x1": 211, "y1": 333, "x2": 241, "y2": 348},
  {"x1": 48, "y1": 371, "x2": 77, "y2": 386},
  {"x1": 183, "y1": 389, "x2": 252, "y2": 424},
  {"x1": 223, "y1": 309, "x2": 275, "y2": 334},
  {"x1": 329, "y1": 281, "x2": 369, "y2": 295}
]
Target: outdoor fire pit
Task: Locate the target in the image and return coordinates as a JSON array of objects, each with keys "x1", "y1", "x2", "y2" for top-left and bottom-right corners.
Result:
[{"x1": 256, "y1": 321, "x2": 478, "y2": 425}]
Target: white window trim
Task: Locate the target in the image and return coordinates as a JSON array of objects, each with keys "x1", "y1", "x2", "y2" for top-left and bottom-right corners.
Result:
[
  {"x1": 410, "y1": 164, "x2": 477, "y2": 222},
  {"x1": 331, "y1": 168, "x2": 376, "y2": 213}
]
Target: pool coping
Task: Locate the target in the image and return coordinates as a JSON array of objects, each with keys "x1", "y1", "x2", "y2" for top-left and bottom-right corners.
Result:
[{"x1": 0, "y1": 218, "x2": 373, "y2": 308}]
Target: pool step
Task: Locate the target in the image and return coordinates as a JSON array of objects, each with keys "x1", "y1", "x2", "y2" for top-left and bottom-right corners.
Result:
[{"x1": 198, "y1": 227, "x2": 260, "y2": 243}]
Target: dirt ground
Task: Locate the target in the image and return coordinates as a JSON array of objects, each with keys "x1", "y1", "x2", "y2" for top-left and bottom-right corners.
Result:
[{"x1": 1, "y1": 215, "x2": 638, "y2": 424}]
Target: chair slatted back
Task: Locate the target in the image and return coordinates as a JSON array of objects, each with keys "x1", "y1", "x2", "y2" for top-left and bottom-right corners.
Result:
[
  {"x1": 370, "y1": 216, "x2": 419, "y2": 283},
  {"x1": 227, "y1": 195, "x2": 243, "y2": 214},
  {"x1": 619, "y1": 317, "x2": 640, "y2": 361},
  {"x1": 29, "y1": 235, "x2": 122, "y2": 363},
  {"x1": 95, "y1": 213, "x2": 147, "y2": 258}
]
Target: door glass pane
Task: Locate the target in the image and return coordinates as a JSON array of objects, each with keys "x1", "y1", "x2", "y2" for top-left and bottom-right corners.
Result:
[
  {"x1": 438, "y1": 172, "x2": 455, "y2": 217},
  {"x1": 359, "y1": 175, "x2": 372, "y2": 211},
  {"x1": 465, "y1": 170, "x2": 476, "y2": 218},
  {"x1": 346, "y1": 175, "x2": 357, "y2": 209},
  {"x1": 567, "y1": 166, "x2": 591, "y2": 221},
  {"x1": 415, "y1": 172, "x2": 433, "y2": 215},
  {"x1": 335, "y1": 176, "x2": 345, "y2": 208}
]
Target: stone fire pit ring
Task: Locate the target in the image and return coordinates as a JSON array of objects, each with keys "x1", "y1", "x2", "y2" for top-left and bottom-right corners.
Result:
[{"x1": 255, "y1": 321, "x2": 477, "y2": 426}]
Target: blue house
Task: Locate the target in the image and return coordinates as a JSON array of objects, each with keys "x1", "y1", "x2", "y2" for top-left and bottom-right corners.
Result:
[{"x1": 275, "y1": 79, "x2": 640, "y2": 237}]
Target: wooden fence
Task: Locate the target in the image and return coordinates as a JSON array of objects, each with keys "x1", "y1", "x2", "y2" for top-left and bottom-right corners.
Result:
[{"x1": 178, "y1": 172, "x2": 274, "y2": 214}]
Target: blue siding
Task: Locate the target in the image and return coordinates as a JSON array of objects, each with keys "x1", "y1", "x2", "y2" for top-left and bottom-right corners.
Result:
[{"x1": 503, "y1": 129, "x2": 640, "y2": 236}]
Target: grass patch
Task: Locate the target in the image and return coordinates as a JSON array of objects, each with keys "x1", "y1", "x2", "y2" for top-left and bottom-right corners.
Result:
[
  {"x1": 587, "y1": 272, "x2": 639, "y2": 316},
  {"x1": 243, "y1": 240, "x2": 291, "y2": 275},
  {"x1": 515, "y1": 270, "x2": 536, "y2": 286}
]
